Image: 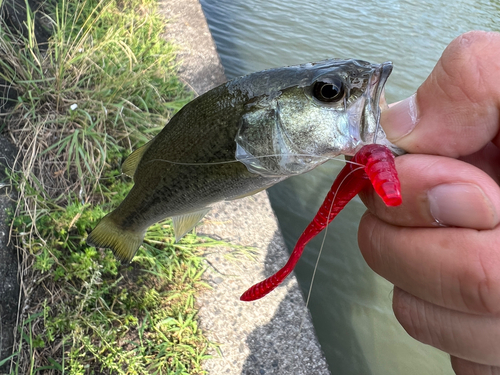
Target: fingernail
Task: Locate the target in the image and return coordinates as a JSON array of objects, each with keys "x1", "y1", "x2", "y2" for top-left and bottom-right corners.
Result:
[
  {"x1": 381, "y1": 93, "x2": 419, "y2": 142},
  {"x1": 428, "y1": 183, "x2": 498, "y2": 229}
]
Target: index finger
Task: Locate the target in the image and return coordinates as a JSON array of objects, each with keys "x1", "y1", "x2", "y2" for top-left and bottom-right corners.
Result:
[{"x1": 381, "y1": 31, "x2": 500, "y2": 156}]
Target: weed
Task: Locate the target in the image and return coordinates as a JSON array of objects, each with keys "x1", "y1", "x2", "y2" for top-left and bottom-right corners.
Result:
[{"x1": 12, "y1": 199, "x2": 216, "y2": 374}]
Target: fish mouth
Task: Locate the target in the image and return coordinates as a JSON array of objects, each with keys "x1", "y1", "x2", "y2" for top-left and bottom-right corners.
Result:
[
  {"x1": 358, "y1": 61, "x2": 398, "y2": 151},
  {"x1": 374, "y1": 62, "x2": 393, "y2": 111}
]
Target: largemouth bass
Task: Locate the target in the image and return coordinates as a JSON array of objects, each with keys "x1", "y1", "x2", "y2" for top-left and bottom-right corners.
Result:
[{"x1": 87, "y1": 58, "x2": 398, "y2": 262}]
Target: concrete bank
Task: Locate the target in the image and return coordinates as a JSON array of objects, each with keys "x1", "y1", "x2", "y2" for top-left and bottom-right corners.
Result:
[{"x1": 159, "y1": 1, "x2": 331, "y2": 374}]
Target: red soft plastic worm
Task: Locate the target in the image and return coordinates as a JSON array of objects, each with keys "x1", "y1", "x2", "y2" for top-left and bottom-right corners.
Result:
[{"x1": 240, "y1": 144, "x2": 402, "y2": 301}]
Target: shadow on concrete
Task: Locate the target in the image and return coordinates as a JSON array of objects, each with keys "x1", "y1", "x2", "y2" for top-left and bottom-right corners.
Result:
[
  {"x1": 241, "y1": 227, "x2": 374, "y2": 375},
  {"x1": 240, "y1": 176, "x2": 383, "y2": 375}
]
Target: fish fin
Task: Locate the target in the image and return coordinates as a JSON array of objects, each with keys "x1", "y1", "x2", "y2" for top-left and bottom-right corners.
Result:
[
  {"x1": 172, "y1": 208, "x2": 210, "y2": 241},
  {"x1": 122, "y1": 142, "x2": 151, "y2": 178},
  {"x1": 229, "y1": 186, "x2": 267, "y2": 200},
  {"x1": 87, "y1": 214, "x2": 145, "y2": 263}
]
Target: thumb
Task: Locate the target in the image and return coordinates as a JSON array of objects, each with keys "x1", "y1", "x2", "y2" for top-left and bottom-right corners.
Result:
[{"x1": 381, "y1": 31, "x2": 500, "y2": 157}]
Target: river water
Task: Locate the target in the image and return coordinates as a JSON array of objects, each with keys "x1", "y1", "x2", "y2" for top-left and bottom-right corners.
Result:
[{"x1": 198, "y1": 1, "x2": 500, "y2": 374}]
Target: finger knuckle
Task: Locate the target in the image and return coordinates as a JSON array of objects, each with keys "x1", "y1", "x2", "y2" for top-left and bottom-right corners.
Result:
[
  {"x1": 475, "y1": 248, "x2": 500, "y2": 315},
  {"x1": 461, "y1": 238, "x2": 500, "y2": 315},
  {"x1": 443, "y1": 31, "x2": 500, "y2": 104},
  {"x1": 392, "y1": 288, "x2": 437, "y2": 345}
]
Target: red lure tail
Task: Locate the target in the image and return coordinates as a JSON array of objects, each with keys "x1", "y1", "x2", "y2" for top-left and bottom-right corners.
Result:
[{"x1": 240, "y1": 144, "x2": 402, "y2": 302}]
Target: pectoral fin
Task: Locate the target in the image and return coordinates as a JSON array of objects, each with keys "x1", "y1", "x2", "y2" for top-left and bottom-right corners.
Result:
[
  {"x1": 122, "y1": 141, "x2": 151, "y2": 178},
  {"x1": 172, "y1": 208, "x2": 211, "y2": 241}
]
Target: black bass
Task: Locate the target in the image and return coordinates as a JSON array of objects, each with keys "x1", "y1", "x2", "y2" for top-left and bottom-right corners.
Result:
[{"x1": 87, "y1": 59, "x2": 398, "y2": 262}]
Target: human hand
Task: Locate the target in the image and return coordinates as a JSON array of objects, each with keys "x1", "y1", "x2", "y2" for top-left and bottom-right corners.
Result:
[{"x1": 358, "y1": 30, "x2": 500, "y2": 375}]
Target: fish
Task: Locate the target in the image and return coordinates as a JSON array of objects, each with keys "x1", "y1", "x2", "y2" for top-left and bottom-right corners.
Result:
[
  {"x1": 87, "y1": 58, "x2": 401, "y2": 262},
  {"x1": 240, "y1": 143, "x2": 402, "y2": 301}
]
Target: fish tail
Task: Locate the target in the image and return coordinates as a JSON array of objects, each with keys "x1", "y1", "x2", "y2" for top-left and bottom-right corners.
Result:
[{"x1": 87, "y1": 214, "x2": 145, "y2": 263}]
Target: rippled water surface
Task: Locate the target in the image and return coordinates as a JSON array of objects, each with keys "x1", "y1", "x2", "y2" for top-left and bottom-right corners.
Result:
[{"x1": 199, "y1": 1, "x2": 499, "y2": 373}]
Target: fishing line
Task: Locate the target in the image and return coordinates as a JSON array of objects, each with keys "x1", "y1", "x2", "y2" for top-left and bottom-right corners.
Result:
[
  {"x1": 296, "y1": 164, "x2": 365, "y2": 372},
  {"x1": 94, "y1": 154, "x2": 366, "y2": 184},
  {"x1": 142, "y1": 153, "x2": 365, "y2": 168},
  {"x1": 95, "y1": 153, "x2": 366, "y2": 199},
  {"x1": 304, "y1": 165, "x2": 364, "y2": 307}
]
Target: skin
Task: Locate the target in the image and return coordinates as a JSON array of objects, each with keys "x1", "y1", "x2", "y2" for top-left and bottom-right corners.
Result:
[{"x1": 358, "y1": 30, "x2": 500, "y2": 375}]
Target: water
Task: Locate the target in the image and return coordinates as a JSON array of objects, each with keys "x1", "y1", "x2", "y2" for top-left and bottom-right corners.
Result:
[{"x1": 199, "y1": 1, "x2": 500, "y2": 373}]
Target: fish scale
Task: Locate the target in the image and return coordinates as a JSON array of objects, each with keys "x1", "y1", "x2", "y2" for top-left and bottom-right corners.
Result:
[{"x1": 87, "y1": 58, "x2": 400, "y2": 262}]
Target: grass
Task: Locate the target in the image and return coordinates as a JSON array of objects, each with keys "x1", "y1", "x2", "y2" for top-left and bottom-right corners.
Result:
[
  {"x1": 11, "y1": 198, "x2": 224, "y2": 374},
  {"x1": 2, "y1": 0, "x2": 191, "y2": 204},
  {"x1": 0, "y1": 0, "x2": 225, "y2": 373}
]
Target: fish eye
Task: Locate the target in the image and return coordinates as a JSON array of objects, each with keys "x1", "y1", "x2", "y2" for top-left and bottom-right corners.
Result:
[{"x1": 312, "y1": 80, "x2": 345, "y2": 103}]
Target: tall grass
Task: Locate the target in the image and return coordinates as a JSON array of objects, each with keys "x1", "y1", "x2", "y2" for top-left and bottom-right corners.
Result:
[
  {"x1": 1, "y1": 0, "x2": 191, "y2": 205},
  {"x1": 0, "y1": 0, "x2": 224, "y2": 373}
]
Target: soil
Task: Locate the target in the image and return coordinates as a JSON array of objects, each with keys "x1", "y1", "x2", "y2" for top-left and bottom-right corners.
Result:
[{"x1": 0, "y1": 137, "x2": 19, "y2": 373}]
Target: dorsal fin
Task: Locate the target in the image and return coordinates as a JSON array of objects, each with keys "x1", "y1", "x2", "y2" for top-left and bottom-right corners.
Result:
[
  {"x1": 122, "y1": 142, "x2": 151, "y2": 178},
  {"x1": 172, "y1": 208, "x2": 211, "y2": 241}
]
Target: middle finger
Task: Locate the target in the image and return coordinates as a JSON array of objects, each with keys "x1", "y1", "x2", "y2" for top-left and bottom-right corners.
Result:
[{"x1": 358, "y1": 212, "x2": 500, "y2": 315}]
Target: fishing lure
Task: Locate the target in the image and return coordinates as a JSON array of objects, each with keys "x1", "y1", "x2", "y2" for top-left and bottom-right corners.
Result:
[{"x1": 240, "y1": 144, "x2": 402, "y2": 301}]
